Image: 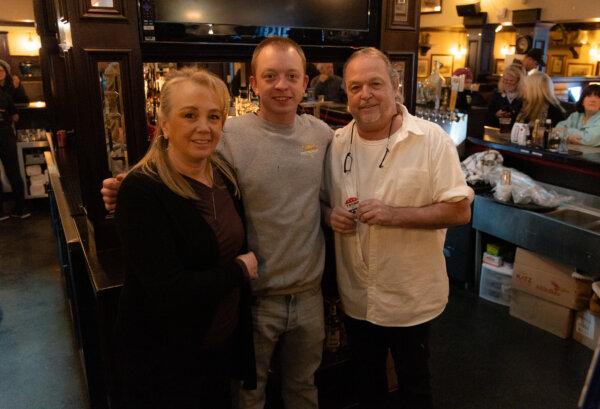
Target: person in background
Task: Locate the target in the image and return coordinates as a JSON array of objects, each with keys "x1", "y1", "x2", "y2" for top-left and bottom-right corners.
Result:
[
  {"x1": 556, "y1": 84, "x2": 600, "y2": 146},
  {"x1": 487, "y1": 64, "x2": 525, "y2": 127},
  {"x1": 522, "y1": 48, "x2": 545, "y2": 75},
  {"x1": 10, "y1": 74, "x2": 29, "y2": 104},
  {"x1": 516, "y1": 71, "x2": 565, "y2": 126},
  {"x1": 0, "y1": 60, "x2": 28, "y2": 104},
  {"x1": 102, "y1": 37, "x2": 333, "y2": 409},
  {"x1": 114, "y1": 68, "x2": 257, "y2": 409},
  {"x1": 452, "y1": 67, "x2": 485, "y2": 112},
  {"x1": 309, "y1": 62, "x2": 346, "y2": 102},
  {"x1": 323, "y1": 47, "x2": 473, "y2": 409},
  {"x1": 0, "y1": 81, "x2": 30, "y2": 220}
]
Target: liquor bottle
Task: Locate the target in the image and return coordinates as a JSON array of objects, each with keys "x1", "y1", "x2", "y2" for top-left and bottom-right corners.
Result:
[
  {"x1": 542, "y1": 119, "x2": 552, "y2": 150},
  {"x1": 535, "y1": 119, "x2": 546, "y2": 148},
  {"x1": 423, "y1": 61, "x2": 444, "y2": 110},
  {"x1": 548, "y1": 127, "x2": 562, "y2": 151},
  {"x1": 529, "y1": 119, "x2": 539, "y2": 147}
]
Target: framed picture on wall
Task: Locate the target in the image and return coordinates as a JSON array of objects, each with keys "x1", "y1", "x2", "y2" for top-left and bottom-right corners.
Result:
[
  {"x1": 387, "y1": 52, "x2": 416, "y2": 111},
  {"x1": 431, "y1": 54, "x2": 453, "y2": 76},
  {"x1": 387, "y1": 0, "x2": 418, "y2": 30},
  {"x1": 494, "y1": 59, "x2": 505, "y2": 75},
  {"x1": 566, "y1": 63, "x2": 594, "y2": 77},
  {"x1": 417, "y1": 58, "x2": 429, "y2": 78},
  {"x1": 547, "y1": 55, "x2": 566, "y2": 76},
  {"x1": 421, "y1": 0, "x2": 442, "y2": 14}
]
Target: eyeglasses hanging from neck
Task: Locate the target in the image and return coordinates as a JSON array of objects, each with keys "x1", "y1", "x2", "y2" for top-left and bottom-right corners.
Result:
[{"x1": 343, "y1": 117, "x2": 396, "y2": 174}]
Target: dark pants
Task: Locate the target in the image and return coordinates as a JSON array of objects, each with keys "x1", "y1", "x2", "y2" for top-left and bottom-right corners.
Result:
[
  {"x1": 345, "y1": 316, "x2": 433, "y2": 409},
  {"x1": 0, "y1": 126, "x2": 25, "y2": 213}
]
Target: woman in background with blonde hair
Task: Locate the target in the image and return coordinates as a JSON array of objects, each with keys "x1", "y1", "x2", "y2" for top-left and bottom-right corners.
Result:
[
  {"x1": 516, "y1": 71, "x2": 566, "y2": 126},
  {"x1": 114, "y1": 67, "x2": 257, "y2": 409},
  {"x1": 487, "y1": 63, "x2": 525, "y2": 127}
]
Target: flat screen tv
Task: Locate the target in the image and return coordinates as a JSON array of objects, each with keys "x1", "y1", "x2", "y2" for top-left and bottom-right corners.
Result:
[{"x1": 140, "y1": 0, "x2": 378, "y2": 48}]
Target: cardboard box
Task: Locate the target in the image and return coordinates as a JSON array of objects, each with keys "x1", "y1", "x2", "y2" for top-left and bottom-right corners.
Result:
[
  {"x1": 510, "y1": 289, "x2": 575, "y2": 338},
  {"x1": 512, "y1": 248, "x2": 591, "y2": 310},
  {"x1": 573, "y1": 310, "x2": 600, "y2": 350}
]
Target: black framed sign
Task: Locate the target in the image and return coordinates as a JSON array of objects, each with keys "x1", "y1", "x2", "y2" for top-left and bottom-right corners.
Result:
[{"x1": 387, "y1": 0, "x2": 418, "y2": 31}]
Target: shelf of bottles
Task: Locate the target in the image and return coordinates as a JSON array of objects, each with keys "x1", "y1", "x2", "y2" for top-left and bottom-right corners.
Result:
[{"x1": 143, "y1": 63, "x2": 177, "y2": 139}]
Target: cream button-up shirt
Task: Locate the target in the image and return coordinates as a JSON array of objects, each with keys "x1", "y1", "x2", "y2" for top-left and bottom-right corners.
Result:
[{"x1": 325, "y1": 105, "x2": 474, "y2": 327}]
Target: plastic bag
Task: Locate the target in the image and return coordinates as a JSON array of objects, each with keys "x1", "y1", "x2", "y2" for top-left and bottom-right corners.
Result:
[{"x1": 484, "y1": 166, "x2": 567, "y2": 208}]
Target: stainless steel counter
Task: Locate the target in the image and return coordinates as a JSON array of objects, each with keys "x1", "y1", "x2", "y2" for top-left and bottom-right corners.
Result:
[{"x1": 472, "y1": 192, "x2": 600, "y2": 285}]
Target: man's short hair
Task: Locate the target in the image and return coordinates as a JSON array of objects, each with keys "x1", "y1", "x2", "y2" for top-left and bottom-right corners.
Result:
[
  {"x1": 251, "y1": 37, "x2": 307, "y2": 75},
  {"x1": 343, "y1": 47, "x2": 402, "y2": 103}
]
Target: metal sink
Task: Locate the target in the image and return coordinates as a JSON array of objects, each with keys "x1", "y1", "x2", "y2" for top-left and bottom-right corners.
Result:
[{"x1": 545, "y1": 208, "x2": 600, "y2": 229}]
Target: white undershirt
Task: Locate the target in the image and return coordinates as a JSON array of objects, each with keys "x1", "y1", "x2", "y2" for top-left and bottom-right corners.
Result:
[
  {"x1": 505, "y1": 91, "x2": 518, "y2": 104},
  {"x1": 355, "y1": 134, "x2": 388, "y2": 266}
]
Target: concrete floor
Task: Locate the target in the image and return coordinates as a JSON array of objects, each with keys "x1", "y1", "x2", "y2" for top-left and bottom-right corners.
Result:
[
  {"x1": 0, "y1": 202, "x2": 89, "y2": 409},
  {"x1": 430, "y1": 289, "x2": 593, "y2": 409},
  {"x1": 0, "y1": 202, "x2": 594, "y2": 409}
]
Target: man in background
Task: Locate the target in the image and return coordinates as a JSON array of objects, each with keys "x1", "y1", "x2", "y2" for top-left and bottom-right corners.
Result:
[
  {"x1": 522, "y1": 48, "x2": 545, "y2": 75},
  {"x1": 310, "y1": 62, "x2": 346, "y2": 102}
]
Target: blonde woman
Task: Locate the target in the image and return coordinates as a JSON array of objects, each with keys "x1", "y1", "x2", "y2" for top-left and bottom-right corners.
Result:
[
  {"x1": 114, "y1": 68, "x2": 257, "y2": 409},
  {"x1": 516, "y1": 71, "x2": 566, "y2": 126},
  {"x1": 487, "y1": 64, "x2": 525, "y2": 127}
]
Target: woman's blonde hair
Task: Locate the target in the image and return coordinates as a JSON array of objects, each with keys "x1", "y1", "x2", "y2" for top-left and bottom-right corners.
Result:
[
  {"x1": 131, "y1": 67, "x2": 239, "y2": 199},
  {"x1": 498, "y1": 64, "x2": 525, "y2": 94},
  {"x1": 519, "y1": 72, "x2": 565, "y2": 122}
]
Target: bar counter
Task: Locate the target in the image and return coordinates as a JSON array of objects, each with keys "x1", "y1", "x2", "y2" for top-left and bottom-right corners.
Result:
[
  {"x1": 45, "y1": 135, "x2": 124, "y2": 409},
  {"x1": 467, "y1": 127, "x2": 600, "y2": 196}
]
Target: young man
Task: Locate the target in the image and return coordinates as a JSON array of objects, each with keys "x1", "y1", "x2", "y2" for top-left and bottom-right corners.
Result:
[
  {"x1": 323, "y1": 48, "x2": 473, "y2": 409},
  {"x1": 102, "y1": 37, "x2": 332, "y2": 409}
]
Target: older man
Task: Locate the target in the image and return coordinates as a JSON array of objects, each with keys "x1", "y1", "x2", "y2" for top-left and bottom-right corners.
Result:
[{"x1": 323, "y1": 48, "x2": 473, "y2": 409}]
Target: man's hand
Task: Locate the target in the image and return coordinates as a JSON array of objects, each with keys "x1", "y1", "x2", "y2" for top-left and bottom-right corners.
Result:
[
  {"x1": 236, "y1": 251, "x2": 259, "y2": 280},
  {"x1": 101, "y1": 173, "x2": 126, "y2": 212},
  {"x1": 330, "y1": 206, "x2": 356, "y2": 234},
  {"x1": 567, "y1": 135, "x2": 582, "y2": 145},
  {"x1": 356, "y1": 199, "x2": 395, "y2": 226}
]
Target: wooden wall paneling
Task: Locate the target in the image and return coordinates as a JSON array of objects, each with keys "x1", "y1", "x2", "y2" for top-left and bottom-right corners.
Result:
[
  {"x1": 0, "y1": 32, "x2": 9, "y2": 62},
  {"x1": 387, "y1": 51, "x2": 417, "y2": 113},
  {"x1": 465, "y1": 26, "x2": 495, "y2": 81},
  {"x1": 53, "y1": 0, "x2": 69, "y2": 21},
  {"x1": 379, "y1": 0, "x2": 420, "y2": 112},
  {"x1": 78, "y1": 0, "x2": 126, "y2": 20},
  {"x1": 40, "y1": 0, "x2": 145, "y2": 247}
]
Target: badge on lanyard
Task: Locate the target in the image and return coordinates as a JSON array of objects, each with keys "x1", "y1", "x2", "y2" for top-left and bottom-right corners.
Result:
[{"x1": 345, "y1": 196, "x2": 359, "y2": 214}]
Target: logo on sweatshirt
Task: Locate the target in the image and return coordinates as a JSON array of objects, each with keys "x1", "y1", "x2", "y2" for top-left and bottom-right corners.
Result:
[{"x1": 300, "y1": 144, "x2": 319, "y2": 156}]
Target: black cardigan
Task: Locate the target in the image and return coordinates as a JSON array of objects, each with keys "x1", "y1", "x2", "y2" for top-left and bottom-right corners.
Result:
[
  {"x1": 486, "y1": 91, "x2": 523, "y2": 127},
  {"x1": 114, "y1": 170, "x2": 256, "y2": 390}
]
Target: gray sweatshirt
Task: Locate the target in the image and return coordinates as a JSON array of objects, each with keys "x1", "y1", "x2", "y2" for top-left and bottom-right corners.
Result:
[{"x1": 219, "y1": 113, "x2": 333, "y2": 295}]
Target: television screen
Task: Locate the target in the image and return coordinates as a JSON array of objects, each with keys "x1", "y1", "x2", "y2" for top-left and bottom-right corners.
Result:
[
  {"x1": 155, "y1": 0, "x2": 370, "y2": 31},
  {"x1": 140, "y1": 0, "x2": 377, "y2": 48}
]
